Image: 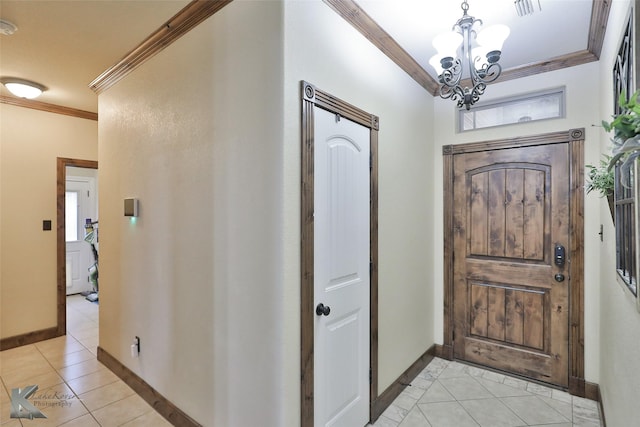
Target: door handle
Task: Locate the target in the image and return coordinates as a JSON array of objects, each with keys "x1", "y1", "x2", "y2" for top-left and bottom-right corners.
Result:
[
  {"x1": 316, "y1": 303, "x2": 331, "y2": 316},
  {"x1": 554, "y1": 244, "x2": 566, "y2": 268}
]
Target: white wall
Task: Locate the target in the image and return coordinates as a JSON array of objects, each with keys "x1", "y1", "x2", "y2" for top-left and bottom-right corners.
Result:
[
  {"x1": 98, "y1": 2, "x2": 284, "y2": 425},
  {"x1": 282, "y1": 3, "x2": 434, "y2": 424},
  {"x1": 597, "y1": 1, "x2": 640, "y2": 425},
  {"x1": 432, "y1": 62, "x2": 603, "y2": 383},
  {"x1": 0, "y1": 105, "x2": 97, "y2": 339}
]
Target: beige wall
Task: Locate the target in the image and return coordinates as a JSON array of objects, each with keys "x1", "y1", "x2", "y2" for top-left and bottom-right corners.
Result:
[
  {"x1": 100, "y1": 0, "x2": 434, "y2": 425},
  {"x1": 12, "y1": 0, "x2": 639, "y2": 425},
  {"x1": 99, "y1": 2, "x2": 285, "y2": 425},
  {"x1": 0, "y1": 104, "x2": 98, "y2": 338},
  {"x1": 597, "y1": 1, "x2": 640, "y2": 425},
  {"x1": 282, "y1": 1, "x2": 434, "y2": 420}
]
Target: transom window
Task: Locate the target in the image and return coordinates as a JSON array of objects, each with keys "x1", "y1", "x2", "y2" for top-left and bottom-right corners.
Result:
[{"x1": 458, "y1": 87, "x2": 565, "y2": 132}]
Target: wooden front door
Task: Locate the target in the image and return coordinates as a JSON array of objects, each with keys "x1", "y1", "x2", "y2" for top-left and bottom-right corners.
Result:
[{"x1": 452, "y1": 141, "x2": 570, "y2": 387}]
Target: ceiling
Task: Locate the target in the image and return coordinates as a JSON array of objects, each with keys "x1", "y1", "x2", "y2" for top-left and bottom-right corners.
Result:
[
  {"x1": 0, "y1": 0, "x2": 598, "y2": 115},
  {"x1": 0, "y1": 0, "x2": 190, "y2": 113},
  {"x1": 360, "y1": 0, "x2": 594, "y2": 80}
]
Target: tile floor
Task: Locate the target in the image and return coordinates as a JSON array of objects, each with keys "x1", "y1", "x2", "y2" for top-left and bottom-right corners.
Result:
[
  {"x1": 369, "y1": 358, "x2": 603, "y2": 427},
  {"x1": 0, "y1": 295, "x2": 171, "y2": 427},
  {"x1": 2, "y1": 297, "x2": 604, "y2": 427}
]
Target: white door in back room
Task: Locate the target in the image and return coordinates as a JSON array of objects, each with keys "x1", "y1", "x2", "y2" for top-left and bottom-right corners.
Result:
[
  {"x1": 314, "y1": 106, "x2": 370, "y2": 427},
  {"x1": 65, "y1": 170, "x2": 97, "y2": 296}
]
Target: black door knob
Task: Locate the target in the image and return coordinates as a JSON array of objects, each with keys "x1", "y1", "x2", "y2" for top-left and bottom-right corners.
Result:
[
  {"x1": 316, "y1": 303, "x2": 331, "y2": 316},
  {"x1": 554, "y1": 273, "x2": 565, "y2": 282}
]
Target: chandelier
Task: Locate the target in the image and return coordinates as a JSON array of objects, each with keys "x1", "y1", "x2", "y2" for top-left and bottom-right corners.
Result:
[{"x1": 429, "y1": 0, "x2": 510, "y2": 110}]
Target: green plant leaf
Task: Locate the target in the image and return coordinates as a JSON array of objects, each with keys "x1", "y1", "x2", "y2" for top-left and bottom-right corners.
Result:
[{"x1": 587, "y1": 154, "x2": 615, "y2": 197}]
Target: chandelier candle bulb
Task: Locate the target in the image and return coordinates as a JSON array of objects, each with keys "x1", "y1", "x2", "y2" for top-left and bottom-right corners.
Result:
[
  {"x1": 432, "y1": 31, "x2": 463, "y2": 59},
  {"x1": 429, "y1": 55, "x2": 445, "y2": 77},
  {"x1": 477, "y1": 24, "x2": 510, "y2": 54}
]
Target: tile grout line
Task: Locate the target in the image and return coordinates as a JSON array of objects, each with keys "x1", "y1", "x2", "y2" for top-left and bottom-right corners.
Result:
[
  {"x1": 2, "y1": 297, "x2": 153, "y2": 426},
  {"x1": 433, "y1": 377, "x2": 482, "y2": 426},
  {"x1": 434, "y1": 369, "x2": 519, "y2": 427},
  {"x1": 30, "y1": 318, "x2": 103, "y2": 426},
  {"x1": 466, "y1": 374, "x2": 528, "y2": 427},
  {"x1": 66, "y1": 297, "x2": 157, "y2": 426},
  {"x1": 374, "y1": 358, "x2": 601, "y2": 427},
  {"x1": 455, "y1": 361, "x2": 582, "y2": 425},
  {"x1": 62, "y1": 342, "x2": 103, "y2": 427},
  {"x1": 0, "y1": 373, "x2": 24, "y2": 427},
  {"x1": 65, "y1": 300, "x2": 106, "y2": 426}
]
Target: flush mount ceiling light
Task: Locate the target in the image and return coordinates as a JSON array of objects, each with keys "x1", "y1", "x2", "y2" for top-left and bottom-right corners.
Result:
[
  {"x1": 429, "y1": 0, "x2": 510, "y2": 110},
  {"x1": 0, "y1": 19, "x2": 18, "y2": 36},
  {"x1": 0, "y1": 77, "x2": 47, "y2": 99}
]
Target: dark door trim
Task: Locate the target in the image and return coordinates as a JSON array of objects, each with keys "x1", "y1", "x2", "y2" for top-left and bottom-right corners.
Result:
[
  {"x1": 300, "y1": 81, "x2": 379, "y2": 426},
  {"x1": 442, "y1": 129, "x2": 586, "y2": 396},
  {"x1": 57, "y1": 157, "x2": 99, "y2": 336}
]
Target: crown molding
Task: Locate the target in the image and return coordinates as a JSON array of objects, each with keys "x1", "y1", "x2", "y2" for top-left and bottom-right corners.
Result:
[
  {"x1": 89, "y1": 0, "x2": 611, "y2": 98},
  {"x1": 89, "y1": 0, "x2": 233, "y2": 95},
  {"x1": 322, "y1": 0, "x2": 439, "y2": 94},
  {"x1": 587, "y1": 0, "x2": 612, "y2": 58},
  {"x1": 326, "y1": 0, "x2": 610, "y2": 97},
  {"x1": 461, "y1": 50, "x2": 599, "y2": 89},
  {"x1": 0, "y1": 95, "x2": 98, "y2": 121}
]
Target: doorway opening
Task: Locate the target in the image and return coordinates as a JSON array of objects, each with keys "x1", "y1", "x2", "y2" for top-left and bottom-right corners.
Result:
[
  {"x1": 56, "y1": 158, "x2": 98, "y2": 338},
  {"x1": 65, "y1": 166, "x2": 98, "y2": 300}
]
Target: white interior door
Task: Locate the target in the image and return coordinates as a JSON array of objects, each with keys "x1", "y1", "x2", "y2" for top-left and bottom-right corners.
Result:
[
  {"x1": 314, "y1": 107, "x2": 370, "y2": 427},
  {"x1": 65, "y1": 175, "x2": 97, "y2": 295}
]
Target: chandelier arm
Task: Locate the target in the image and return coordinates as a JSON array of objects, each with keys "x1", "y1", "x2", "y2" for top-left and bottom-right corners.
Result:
[
  {"x1": 440, "y1": 60, "x2": 463, "y2": 89},
  {"x1": 440, "y1": 84, "x2": 466, "y2": 105},
  {"x1": 474, "y1": 62, "x2": 503, "y2": 84},
  {"x1": 439, "y1": 88, "x2": 455, "y2": 101},
  {"x1": 467, "y1": 82, "x2": 487, "y2": 107},
  {"x1": 436, "y1": 0, "x2": 507, "y2": 109}
]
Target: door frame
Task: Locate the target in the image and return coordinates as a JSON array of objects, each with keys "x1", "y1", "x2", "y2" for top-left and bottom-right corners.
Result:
[
  {"x1": 300, "y1": 81, "x2": 379, "y2": 426},
  {"x1": 56, "y1": 157, "x2": 99, "y2": 336},
  {"x1": 442, "y1": 129, "x2": 586, "y2": 396}
]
